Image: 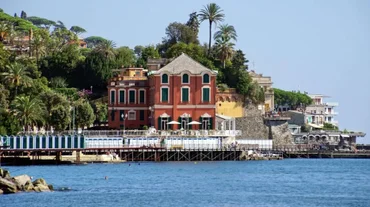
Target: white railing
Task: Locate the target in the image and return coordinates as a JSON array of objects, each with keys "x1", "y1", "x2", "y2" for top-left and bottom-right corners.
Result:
[
  {"x1": 19, "y1": 130, "x2": 242, "y2": 137},
  {"x1": 325, "y1": 102, "x2": 339, "y2": 107}
]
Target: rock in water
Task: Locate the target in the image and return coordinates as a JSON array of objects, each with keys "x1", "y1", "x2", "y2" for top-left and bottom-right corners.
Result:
[
  {"x1": 0, "y1": 168, "x2": 11, "y2": 179},
  {"x1": 0, "y1": 177, "x2": 18, "y2": 194},
  {"x1": 13, "y1": 175, "x2": 32, "y2": 187},
  {"x1": 33, "y1": 178, "x2": 52, "y2": 192},
  {"x1": 24, "y1": 180, "x2": 34, "y2": 192}
]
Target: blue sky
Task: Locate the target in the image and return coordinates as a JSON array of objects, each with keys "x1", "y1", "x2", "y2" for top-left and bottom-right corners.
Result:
[{"x1": 2, "y1": 0, "x2": 369, "y2": 143}]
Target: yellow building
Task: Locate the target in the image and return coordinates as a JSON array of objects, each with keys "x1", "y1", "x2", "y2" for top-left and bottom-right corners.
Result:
[{"x1": 216, "y1": 88, "x2": 244, "y2": 118}]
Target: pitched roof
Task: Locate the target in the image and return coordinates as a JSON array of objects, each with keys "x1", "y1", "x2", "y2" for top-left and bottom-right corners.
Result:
[{"x1": 154, "y1": 53, "x2": 217, "y2": 75}]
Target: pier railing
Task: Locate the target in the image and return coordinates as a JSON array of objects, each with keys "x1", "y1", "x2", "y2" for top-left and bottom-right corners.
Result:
[{"x1": 18, "y1": 130, "x2": 242, "y2": 137}]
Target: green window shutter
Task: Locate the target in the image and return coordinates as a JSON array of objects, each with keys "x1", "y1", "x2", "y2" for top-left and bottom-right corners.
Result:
[
  {"x1": 162, "y1": 74, "x2": 168, "y2": 83},
  {"x1": 140, "y1": 110, "x2": 144, "y2": 121},
  {"x1": 182, "y1": 88, "x2": 189, "y2": 102},
  {"x1": 110, "y1": 90, "x2": 115, "y2": 104},
  {"x1": 183, "y1": 74, "x2": 189, "y2": 83},
  {"x1": 158, "y1": 117, "x2": 162, "y2": 130},
  {"x1": 139, "y1": 90, "x2": 145, "y2": 103},
  {"x1": 162, "y1": 88, "x2": 168, "y2": 102},
  {"x1": 129, "y1": 90, "x2": 135, "y2": 103},
  {"x1": 209, "y1": 117, "x2": 213, "y2": 129},
  {"x1": 111, "y1": 110, "x2": 115, "y2": 121},
  {"x1": 200, "y1": 117, "x2": 203, "y2": 130},
  {"x1": 189, "y1": 117, "x2": 192, "y2": 130},
  {"x1": 203, "y1": 74, "x2": 210, "y2": 83},
  {"x1": 168, "y1": 117, "x2": 172, "y2": 130},
  {"x1": 119, "y1": 91, "x2": 125, "y2": 103},
  {"x1": 203, "y1": 88, "x2": 210, "y2": 102}
]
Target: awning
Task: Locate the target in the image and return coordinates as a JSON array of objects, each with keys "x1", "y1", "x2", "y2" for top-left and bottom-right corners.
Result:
[
  {"x1": 167, "y1": 121, "x2": 180, "y2": 125},
  {"x1": 308, "y1": 123, "x2": 323, "y2": 129},
  {"x1": 188, "y1": 121, "x2": 202, "y2": 125}
]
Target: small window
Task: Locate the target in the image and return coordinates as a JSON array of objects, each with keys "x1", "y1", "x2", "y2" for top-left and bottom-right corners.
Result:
[
  {"x1": 119, "y1": 110, "x2": 125, "y2": 121},
  {"x1": 139, "y1": 110, "x2": 145, "y2": 121},
  {"x1": 139, "y1": 90, "x2": 145, "y2": 104},
  {"x1": 110, "y1": 90, "x2": 115, "y2": 104},
  {"x1": 128, "y1": 111, "x2": 136, "y2": 120},
  {"x1": 182, "y1": 87, "x2": 189, "y2": 102},
  {"x1": 203, "y1": 74, "x2": 210, "y2": 83},
  {"x1": 182, "y1": 74, "x2": 189, "y2": 84},
  {"x1": 129, "y1": 90, "x2": 135, "y2": 103},
  {"x1": 202, "y1": 88, "x2": 210, "y2": 102},
  {"x1": 135, "y1": 71, "x2": 140, "y2": 76},
  {"x1": 161, "y1": 88, "x2": 169, "y2": 102},
  {"x1": 162, "y1": 74, "x2": 168, "y2": 84}
]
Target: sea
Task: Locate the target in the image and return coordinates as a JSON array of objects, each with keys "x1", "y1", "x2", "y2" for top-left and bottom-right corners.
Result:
[{"x1": 1, "y1": 159, "x2": 370, "y2": 207}]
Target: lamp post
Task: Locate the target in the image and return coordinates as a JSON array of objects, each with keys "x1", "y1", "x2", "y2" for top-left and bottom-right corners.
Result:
[
  {"x1": 149, "y1": 106, "x2": 154, "y2": 127},
  {"x1": 121, "y1": 113, "x2": 128, "y2": 135}
]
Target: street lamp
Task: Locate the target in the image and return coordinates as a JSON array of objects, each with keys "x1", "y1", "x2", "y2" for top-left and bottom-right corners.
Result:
[
  {"x1": 149, "y1": 106, "x2": 154, "y2": 127},
  {"x1": 121, "y1": 113, "x2": 128, "y2": 135}
]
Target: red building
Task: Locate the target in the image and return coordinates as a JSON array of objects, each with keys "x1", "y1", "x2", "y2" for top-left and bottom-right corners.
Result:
[{"x1": 108, "y1": 53, "x2": 217, "y2": 130}]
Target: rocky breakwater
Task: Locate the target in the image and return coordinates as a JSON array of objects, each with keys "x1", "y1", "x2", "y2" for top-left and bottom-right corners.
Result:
[{"x1": 0, "y1": 168, "x2": 53, "y2": 194}]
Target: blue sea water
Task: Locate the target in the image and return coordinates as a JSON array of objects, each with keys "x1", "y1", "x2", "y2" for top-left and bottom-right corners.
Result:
[{"x1": 1, "y1": 159, "x2": 370, "y2": 207}]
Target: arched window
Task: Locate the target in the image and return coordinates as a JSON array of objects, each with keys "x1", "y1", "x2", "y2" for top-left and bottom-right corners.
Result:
[
  {"x1": 203, "y1": 74, "x2": 210, "y2": 84},
  {"x1": 182, "y1": 74, "x2": 189, "y2": 84},
  {"x1": 162, "y1": 74, "x2": 168, "y2": 84}
]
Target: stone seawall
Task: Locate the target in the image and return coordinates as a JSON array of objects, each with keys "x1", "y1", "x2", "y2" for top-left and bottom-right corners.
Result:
[{"x1": 235, "y1": 104, "x2": 294, "y2": 145}]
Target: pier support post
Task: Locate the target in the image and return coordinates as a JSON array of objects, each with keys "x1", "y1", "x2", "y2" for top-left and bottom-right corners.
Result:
[
  {"x1": 56, "y1": 151, "x2": 62, "y2": 164},
  {"x1": 76, "y1": 150, "x2": 81, "y2": 163}
]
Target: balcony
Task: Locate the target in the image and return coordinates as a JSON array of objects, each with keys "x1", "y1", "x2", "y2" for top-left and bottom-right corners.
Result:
[
  {"x1": 325, "y1": 102, "x2": 338, "y2": 107},
  {"x1": 325, "y1": 111, "x2": 338, "y2": 115}
]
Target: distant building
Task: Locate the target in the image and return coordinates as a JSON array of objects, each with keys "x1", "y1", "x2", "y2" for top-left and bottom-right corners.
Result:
[
  {"x1": 283, "y1": 94, "x2": 339, "y2": 128},
  {"x1": 249, "y1": 70, "x2": 274, "y2": 113}
]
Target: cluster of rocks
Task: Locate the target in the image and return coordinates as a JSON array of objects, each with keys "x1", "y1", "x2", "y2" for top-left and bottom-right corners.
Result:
[{"x1": 0, "y1": 168, "x2": 53, "y2": 194}]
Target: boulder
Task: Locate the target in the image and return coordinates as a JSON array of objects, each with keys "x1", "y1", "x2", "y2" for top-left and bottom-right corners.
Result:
[
  {"x1": 0, "y1": 177, "x2": 18, "y2": 194},
  {"x1": 24, "y1": 180, "x2": 34, "y2": 192},
  {"x1": 33, "y1": 178, "x2": 52, "y2": 192},
  {"x1": 32, "y1": 178, "x2": 47, "y2": 186},
  {"x1": 13, "y1": 175, "x2": 32, "y2": 187},
  {"x1": 0, "y1": 168, "x2": 11, "y2": 179},
  {"x1": 0, "y1": 189, "x2": 3, "y2": 194}
]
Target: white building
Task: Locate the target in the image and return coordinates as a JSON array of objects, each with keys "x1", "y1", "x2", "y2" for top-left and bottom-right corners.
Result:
[{"x1": 305, "y1": 94, "x2": 338, "y2": 127}]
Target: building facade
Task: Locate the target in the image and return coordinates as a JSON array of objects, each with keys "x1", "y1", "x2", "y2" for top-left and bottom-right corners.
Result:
[
  {"x1": 215, "y1": 88, "x2": 244, "y2": 118},
  {"x1": 107, "y1": 53, "x2": 217, "y2": 130},
  {"x1": 305, "y1": 94, "x2": 338, "y2": 127},
  {"x1": 249, "y1": 70, "x2": 274, "y2": 113}
]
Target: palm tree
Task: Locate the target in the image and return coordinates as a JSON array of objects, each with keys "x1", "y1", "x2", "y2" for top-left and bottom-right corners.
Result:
[
  {"x1": 50, "y1": 76, "x2": 68, "y2": 88},
  {"x1": 215, "y1": 36, "x2": 235, "y2": 68},
  {"x1": 11, "y1": 96, "x2": 45, "y2": 132},
  {"x1": 214, "y1": 24, "x2": 237, "y2": 42},
  {"x1": 0, "y1": 62, "x2": 32, "y2": 96},
  {"x1": 94, "y1": 40, "x2": 116, "y2": 59},
  {"x1": 199, "y1": 3, "x2": 225, "y2": 55}
]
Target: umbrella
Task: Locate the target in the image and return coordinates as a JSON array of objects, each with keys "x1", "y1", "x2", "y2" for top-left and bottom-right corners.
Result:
[
  {"x1": 167, "y1": 121, "x2": 180, "y2": 125},
  {"x1": 187, "y1": 121, "x2": 202, "y2": 125}
]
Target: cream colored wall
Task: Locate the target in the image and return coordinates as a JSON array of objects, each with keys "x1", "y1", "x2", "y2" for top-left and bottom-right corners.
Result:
[{"x1": 216, "y1": 101, "x2": 244, "y2": 118}]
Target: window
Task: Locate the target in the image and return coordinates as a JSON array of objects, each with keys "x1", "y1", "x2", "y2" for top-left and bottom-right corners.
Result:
[
  {"x1": 202, "y1": 87, "x2": 210, "y2": 102},
  {"x1": 119, "y1": 90, "x2": 125, "y2": 103},
  {"x1": 139, "y1": 110, "x2": 145, "y2": 121},
  {"x1": 139, "y1": 90, "x2": 145, "y2": 104},
  {"x1": 203, "y1": 74, "x2": 210, "y2": 84},
  {"x1": 110, "y1": 90, "x2": 115, "y2": 104},
  {"x1": 162, "y1": 74, "x2": 168, "y2": 84},
  {"x1": 182, "y1": 74, "x2": 189, "y2": 84},
  {"x1": 135, "y1": 71, "x2": 140, "y2": 76},
  {"x1": 128, "y1": 111, "x2": 136, "y2": 120},
  {"x1": 161, "y1": 87, "x2": 169, "y2": 102},
  {"x1": 129, "y1": 90, "x2": 135, "y2": 103},
  {"x1": 181, "y1": 87, "x2": 189, "y2": 102}
]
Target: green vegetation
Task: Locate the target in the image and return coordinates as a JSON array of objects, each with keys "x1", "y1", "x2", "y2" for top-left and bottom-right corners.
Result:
[
  {"x1": 0, "y1": 4, "x2": 266, "y2": 134},
  {"x1": 274, "y1": 88, "x2": 313, "y2": 109}
]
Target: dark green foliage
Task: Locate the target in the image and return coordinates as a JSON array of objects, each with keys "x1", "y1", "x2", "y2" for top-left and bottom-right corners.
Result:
[
  {"x1": 186, "y1": 12, "x2": 200, "y2": 34},
  {"x1": 323, "y1": 123, "x2": 338, "y2": 130},
  {"x1": 69, "y1": 26, "x2": 86, "y2": 35},
  {"x1": 27, "y1": 16, "x2": 56, "y2": 28},
  {"x1": 0, "y1": 110, "x2": 21, "y2": 135},
  {"x1": 274, "y1": 89, "x2": 313, "y2": 109},
  {"x1": 84, "y1": 36, "x2": 107, "y2": 48},
  {"x1": 75, "y1": 99, "x2": 95, "y2": 129},
  {"x1": 50, "y1": 104, "x2": 71, "y2": 131}
]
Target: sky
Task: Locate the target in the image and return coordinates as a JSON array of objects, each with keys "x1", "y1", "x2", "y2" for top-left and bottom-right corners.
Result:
[{"x1": 2, "y1": 0, "x2": 370, "y2": 143}]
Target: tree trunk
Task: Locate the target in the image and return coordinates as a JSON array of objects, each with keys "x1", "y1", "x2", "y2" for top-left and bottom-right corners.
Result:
[{"x1": 208, "y1": 21, "x2": 212, "y2": 55}]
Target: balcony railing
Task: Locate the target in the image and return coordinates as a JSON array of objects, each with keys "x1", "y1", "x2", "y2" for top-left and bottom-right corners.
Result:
[{"x1": 325, "y1": 102, "x2": 339, "y2": 107}]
